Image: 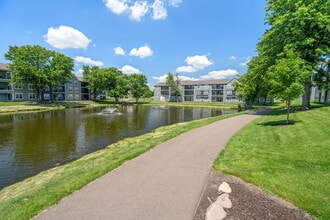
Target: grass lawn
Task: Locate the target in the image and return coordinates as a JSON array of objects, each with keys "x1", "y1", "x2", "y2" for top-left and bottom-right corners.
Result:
[
  {"x1": 213, "y1": 104, "x2": 330, "y2": 219},
  {"x1": 0, "y1": 111, "x2": 242, "y2": 220}
]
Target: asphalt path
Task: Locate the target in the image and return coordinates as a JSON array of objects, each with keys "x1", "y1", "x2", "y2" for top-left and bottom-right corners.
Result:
[{"x1": 34, "y1": 113, "x2": 260, "y2": 220}]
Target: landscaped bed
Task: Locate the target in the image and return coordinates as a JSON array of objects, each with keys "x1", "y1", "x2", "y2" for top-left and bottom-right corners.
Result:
[{"x1": 213, "y1": 104, "x2": 330, "y2": 219}]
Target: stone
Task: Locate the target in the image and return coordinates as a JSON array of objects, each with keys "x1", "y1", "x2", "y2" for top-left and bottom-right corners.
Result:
[
  {"x1": 218, "y1": 182, "x2": 232, "y2": 194},
  {"x1": 205, "y1": 202, "x2": 227, "y2": 220},
  {"x1": 215, "y1": 193, "x2": 232, "y2": 209}
]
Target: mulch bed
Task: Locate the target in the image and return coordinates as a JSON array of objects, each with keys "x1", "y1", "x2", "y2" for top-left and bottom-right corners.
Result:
[{"x1": 194, "y1": 170, "x2": 313, "y2": 220}]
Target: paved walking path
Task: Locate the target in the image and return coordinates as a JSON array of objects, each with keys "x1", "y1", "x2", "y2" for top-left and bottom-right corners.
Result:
[{"x1": 35, "y1": 113, "x2": 260, "y2": 220}]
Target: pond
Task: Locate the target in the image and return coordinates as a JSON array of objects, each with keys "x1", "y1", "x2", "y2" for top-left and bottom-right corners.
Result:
[{"x1": 0, "y1": 105, "x2": 236, "y2": 189}]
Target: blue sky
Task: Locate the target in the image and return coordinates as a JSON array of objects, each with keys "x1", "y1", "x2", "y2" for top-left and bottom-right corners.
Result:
[{"x1": 0, "y1": 0, "x2": 267, "y2": 87}]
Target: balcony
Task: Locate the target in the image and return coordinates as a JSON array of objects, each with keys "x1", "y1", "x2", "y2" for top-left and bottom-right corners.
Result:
[{"x1": 0, "y1": 88, "x2": 13, "y2": 93}]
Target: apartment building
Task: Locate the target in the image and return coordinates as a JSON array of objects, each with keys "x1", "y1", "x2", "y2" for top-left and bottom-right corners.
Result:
[
  {"x1": 0, "y1": 63, "x2": 89, "y2": 102},
  {"x1": 154, "y1": 78, "x2": 240, "y2": 102},
  {"x1": 0, "y1": 63, "x2": 13, "y2": 101}
]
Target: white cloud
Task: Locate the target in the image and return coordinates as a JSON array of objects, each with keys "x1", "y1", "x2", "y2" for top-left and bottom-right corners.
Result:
[
  {"x1": 114, "y1": 46, "x2": 125, "y2": 55},
  {"x1": 229, "y1": 56, "x2": 237, "y2": 60},
  {"x1": 120, "y1": 65, "x2": 141, "y2": 74},
  {"x1": 74, "y1": 56, "x2": 104, "y2": 66},
  {"x1": 186, "y1": 55, "x2": 213, "y2": 70},
  {"x1": 169, "y1": 0, "x2": 182, "y2": 7},
  {"x1": 176, "y1": 65, "x2": 196, "y2": 73},
  {"x1": 44, "y1": 26, "x2": 91, "y2": 49},
  {"x1": 103, "y1": 0, "x2": 129, "y2": 14},
  {"x1": 129, "y1": 45, "x2": 153, "y2": 58},
  {"x1": 153, "y1": 74, "x2": 198, "y2": 83},
  {"x1": 104, "y1": 0, "x2": 181, "y2": 21},
  {"x1": 130, "y1": 1, "x2": 150, "y2": 21},
  {"x1": 176, "y1": 55, "x2": 213, "y2": 73},
  {"x1": 152, "y1": 0, "x2": 167, "y2": 20},
  {"x1": 201, "y1": 69, "x2": 238, "y2": 79}
]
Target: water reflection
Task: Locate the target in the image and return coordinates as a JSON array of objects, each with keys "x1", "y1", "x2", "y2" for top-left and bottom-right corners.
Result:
[{"x1": 0, "y1": 105, "x2": 235, "y2": 189}]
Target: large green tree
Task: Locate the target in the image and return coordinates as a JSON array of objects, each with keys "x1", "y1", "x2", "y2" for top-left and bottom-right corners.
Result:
[
  {"x1": 83, "y1": 66, "x2": 117, "y2": 100},
  {"x1": 5, "y1": 45, "x2": 74, "y2": 103},
  {"x1": 234, "y1": 55, "x2": 272, "y2": 108},
  {"x1": 128, "y1": 73, "x2": 149, "y2": 103},
  {"x1": 108, "y1": 71, "x2": 130, "y2": 103},
  {"x1": 259, "y1": 0, "x2": 330, "y2": 109}
]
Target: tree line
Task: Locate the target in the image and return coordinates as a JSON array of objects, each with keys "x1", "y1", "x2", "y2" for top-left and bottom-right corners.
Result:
[
  {"x1": 234, "y1": 0, "x2": 329, "y2": 123},
  {"x1": 4, "y1": 45, "x2": 152, "y2": 103}
]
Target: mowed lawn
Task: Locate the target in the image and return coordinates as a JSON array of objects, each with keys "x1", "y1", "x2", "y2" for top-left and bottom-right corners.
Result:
[{"x1": 214, "y1": 105, "x2": 330, "y2": 219}]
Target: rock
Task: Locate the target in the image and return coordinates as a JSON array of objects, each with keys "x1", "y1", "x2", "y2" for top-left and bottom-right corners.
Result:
[
  {"x1": 205, "y1": 202, "x2": 227, "y2": 220},
  {"x1": 218, "y1": 182, "x2": 232, "y2": 194},
  {"x1": 215, "y1": 193, "x2": 232, "y2": 209}
]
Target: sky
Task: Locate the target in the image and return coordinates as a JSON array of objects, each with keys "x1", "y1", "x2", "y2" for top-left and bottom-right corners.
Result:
[{"x1": 0, "y1": 0, "x2": 267, "y2": 87}]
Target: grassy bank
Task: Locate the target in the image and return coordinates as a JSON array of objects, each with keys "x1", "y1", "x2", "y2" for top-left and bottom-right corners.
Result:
[
  {"x1": 213, "y1": 105, "x2": 330, "y2": 219},
  {"x1": 0, "y1": 112, "x2": 241, "y2": 220}
]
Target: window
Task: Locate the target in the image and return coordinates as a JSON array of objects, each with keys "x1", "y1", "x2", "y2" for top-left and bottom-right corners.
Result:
[
  {"x1": 28, "y1": 93, "x2": 36, "y2": 100},
  {"x1": 14, "y1": 85, "x2": 23, "y2": 89},
  {"x1": 28, "y1": 84, "x2": 35, "y2": 90},
  {"x1": 226, "y1": 90, "x2": 232, "y2": 95},
  {"x1": 43, "y1": 93, "x2": 50, "y2": 100},
  {"x1": 15, "y1": 93, "x2": 23, "y2": 100},
  {"x1": 74, "y1": 87, "x2": 79, "y2": 92},
  {"x1": 68, "y1": 94, "x2": 73, "y2": 100},
  {"x1": 68, "y1": 86, "x2": 73, "y2": 92},
  {"x1": 74, "y1": 80, "x2": 79, "y2": 85},
  {"x1": 75, "y1": 94, "x2": 80, "y2": 100}
]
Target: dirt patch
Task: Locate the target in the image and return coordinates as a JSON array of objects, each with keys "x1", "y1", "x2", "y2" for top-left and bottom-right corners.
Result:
[{"x1": 194, "y1": 170, "x2": 313, "y2": 220}]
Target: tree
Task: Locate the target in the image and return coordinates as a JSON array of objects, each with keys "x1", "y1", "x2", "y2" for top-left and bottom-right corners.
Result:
[
  {"x1": 234, "y1": 55, "x2": 272, "y2": 108},
  {"x1": 4, "y1": 45, "x2": 74, "y2": 103},
  {"x1": 259, "y1": 0, "x2": 330, "y2": 109},
  {"x1": 83, "y1": 66, "x2": 117, "y2": 100},
  {"x1": 166, "y1": 72, "x2": 181, "y2": 102},
  {"x1": 128, "y1": 74, "x2": 149, "y2": 103},
  {"x1": 108, "y1": 72, "x2": 130, "y2": 103},
  {"x1": 268, "y1": 48, "x2": 310, "y2": 123}
]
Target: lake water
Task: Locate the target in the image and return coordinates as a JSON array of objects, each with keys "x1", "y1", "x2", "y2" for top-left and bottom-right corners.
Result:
[{"x1": 0, "y1": 105, "x2": 235, "y2": 189}]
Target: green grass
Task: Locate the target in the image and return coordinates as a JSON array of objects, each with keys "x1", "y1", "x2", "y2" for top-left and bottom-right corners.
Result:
[
  {"x1": 0, "y1": 111, "x2": 242, "y2": 220},
  {"x1": 213, "y1": 105, "x2": 330, "y2": 219}
]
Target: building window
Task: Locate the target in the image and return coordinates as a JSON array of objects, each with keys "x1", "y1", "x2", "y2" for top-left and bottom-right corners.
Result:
[
  {"x1": 74, "y1": 80, "x2": 79, "y2": 85},
  {"x1": 14, "y1": 85, "x2": 23, "y2": 90},
  {"x1": 28, "y1": 84, "x2": 35, "y2": 90},
  {"x1": 68, "y1": 86, "x2": 73, "y2": 92},
  {"x1": 226, "y1": 90, "x2": 232, "y2": 95},
  {"x1": 75, "y1": 94, "x2": 80, "y2": 100},
  {"x1": 68, "y1": 94, "x2": 73, "y2": 100},
  {"x1": 15, "y1": 93, "x2": 23, "y2": 100},
  {"x1": 43, "y1": 93, "x2": 50, "y2": 100},
  {"x1": 74, "y1": 87, "x2": 79, "y2": 92},
  {"x1": 28, "y1": 93, "x2": 36, "y2": 100}
]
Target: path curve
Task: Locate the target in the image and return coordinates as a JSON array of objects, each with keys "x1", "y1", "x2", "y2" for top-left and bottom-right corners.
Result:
[{"x1": 34, "y1": 113, "x2": 260, "y2": 220}]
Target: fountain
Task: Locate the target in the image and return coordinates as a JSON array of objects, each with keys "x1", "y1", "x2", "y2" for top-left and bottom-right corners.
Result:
[{"x1": 99, "y1": 107, "x2": 120, "y2": 114}]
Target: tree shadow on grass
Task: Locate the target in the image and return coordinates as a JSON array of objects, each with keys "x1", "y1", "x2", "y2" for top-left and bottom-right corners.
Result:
[{"x1": 258, "y1": 119, "x2": 301, "y2": 127}]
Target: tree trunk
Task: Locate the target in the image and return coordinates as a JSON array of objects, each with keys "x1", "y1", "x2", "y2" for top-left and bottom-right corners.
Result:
[
  {"x1": 37, "y1": 89, "x2": 42, "y2": 104},
  {"x1": 115, "y1": 97, "x2": 119, "y2": 104},
  {"x1": 301, "y1": 82, "x2": 312, "y2": 110},
  {"x1": 286, "y1": 99, "x2": 290, "y2": 124}
]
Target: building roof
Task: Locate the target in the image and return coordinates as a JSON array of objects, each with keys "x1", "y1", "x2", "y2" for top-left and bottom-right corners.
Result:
[
  {"x1": 0, "y1": 63, "x2": 9, "y2": 71},
  {"x1": 155, "y1": 78, "x2": 235, "y2": 87}
]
